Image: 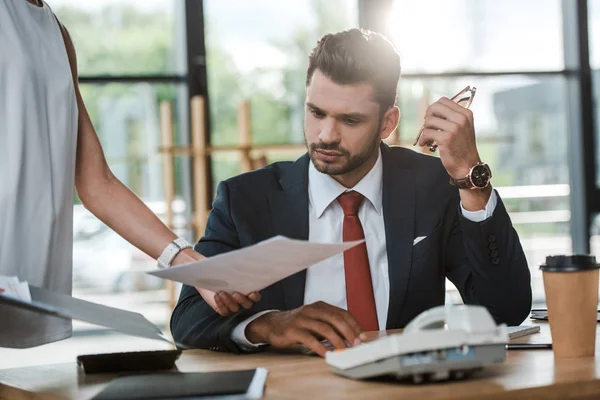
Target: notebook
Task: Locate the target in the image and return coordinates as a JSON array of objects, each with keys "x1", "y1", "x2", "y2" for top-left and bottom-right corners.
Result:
[{"x1": 92, "y1": 369, "x2": 268, "y2": 400}]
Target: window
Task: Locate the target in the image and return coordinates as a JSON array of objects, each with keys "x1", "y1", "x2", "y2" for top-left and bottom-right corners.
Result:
[
  {"x1": 52, "y1": 0, "x2": 185, "y2": 75},
  {"x1": 79, "y1": 83, "x2": 187, "y2": 201},
  {"x1": 589, "y1": 0, "x2": 600, "y2": 187},
  {"x1": 589, "y1": 0, "x2": 600, "y2": 252},
  {"x1": 590, "y1": 0, "x2": 600, "y2": 69},
  {"x1": 52, "y1": 1, "x2": 188, "y2": 332},
  {"x1": 73, "y1": 82, "x2": 188, "y2": 296},
  {"x1": 389, "y1": 0, "x2": 564, "y2": 73}
]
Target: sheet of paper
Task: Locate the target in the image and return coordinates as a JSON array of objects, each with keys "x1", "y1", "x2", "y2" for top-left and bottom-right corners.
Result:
[
  {"x1": 0, "y1": 284, "x2": 170, "y2": 344},
  {"x1": 0, "y1": 275, "x2": 32, "y2": 302},
  {"x1": 147, "y1": 236, "x2": 363, "y2": 293}
]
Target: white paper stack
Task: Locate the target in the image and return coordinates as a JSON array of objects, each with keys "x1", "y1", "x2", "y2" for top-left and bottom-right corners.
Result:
[{"x1": 0, "y1": 275, "x2": 32, "y2": 303}]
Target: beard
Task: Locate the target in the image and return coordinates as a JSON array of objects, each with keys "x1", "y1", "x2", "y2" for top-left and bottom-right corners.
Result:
[{"x1": 306, "y1": 127, "x2": 381, "y2": 176}]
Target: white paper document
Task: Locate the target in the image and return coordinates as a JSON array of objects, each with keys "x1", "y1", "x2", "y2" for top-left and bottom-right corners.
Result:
[
  {"x1": 147, "y1": 236, "x2": 363, "y2": 293},
  {"x1": 0, "y1": 276, "x2": 32, "y2": 302}
]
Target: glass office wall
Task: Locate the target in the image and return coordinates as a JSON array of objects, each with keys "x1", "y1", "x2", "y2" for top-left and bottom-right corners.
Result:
[
  {"x1": 590, "y1": 0, "x2": 600, "y2": 189},
  {"x1": 588, "y1": 0, "x2": 600, "y2": 253},
  {"x1": 53, "y1": 0, "x2": 187, "y2": 331}
]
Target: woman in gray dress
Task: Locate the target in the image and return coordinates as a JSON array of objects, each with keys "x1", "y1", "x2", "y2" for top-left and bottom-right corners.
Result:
[{"x1": 0, "y1": 0, "x2": 253, "y2": 348}]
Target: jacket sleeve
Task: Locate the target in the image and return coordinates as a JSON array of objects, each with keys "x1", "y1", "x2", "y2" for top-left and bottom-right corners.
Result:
[
  {"x1": 445, "y1": 191, "x2": 532, "y2": 326},
  {"x1": 169, "y1": 181, "x2": 254, "y2": 353}
]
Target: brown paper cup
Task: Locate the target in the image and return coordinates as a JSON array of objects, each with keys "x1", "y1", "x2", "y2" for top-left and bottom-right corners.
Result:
[{"x1": 541, "y1": 255, "x2": 600, "y2": 359}]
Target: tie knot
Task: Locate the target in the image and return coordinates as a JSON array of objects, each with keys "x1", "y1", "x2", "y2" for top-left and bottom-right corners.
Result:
[{"x1": 337, "y1": 191, "x2": 364, "y2": 216}]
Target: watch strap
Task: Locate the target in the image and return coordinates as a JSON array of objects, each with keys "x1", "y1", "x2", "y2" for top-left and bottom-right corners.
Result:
[
  {"x1": 157, "y1": 238, "x2": 193, "y2": 269},
  {"x1": 451, "y1": 176, "x2": 473, "y2": 189}
]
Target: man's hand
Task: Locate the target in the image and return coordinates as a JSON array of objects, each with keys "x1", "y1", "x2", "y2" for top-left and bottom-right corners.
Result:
[
  {"x1": 171, "y1": 249, "x2": 261, "y2": 316},
  {"x1": 418, "y1": 97, "x2": 492, "y2": 210},
  {"x1": 245, "y1": 301, "x2": 364, "y2": 357},
  {"x1": 417, "y1": 97, "x2": 480, "y2": 179}
]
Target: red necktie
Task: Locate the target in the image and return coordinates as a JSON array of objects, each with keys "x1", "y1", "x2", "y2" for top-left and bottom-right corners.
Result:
[{"x1": 337, "y1": 191, "x2": 379, "y2": 332}]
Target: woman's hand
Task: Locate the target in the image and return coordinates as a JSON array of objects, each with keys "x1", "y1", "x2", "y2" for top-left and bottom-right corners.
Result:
[{"x1": 171, "y1": 249, "x2": 261, "y2": 316}]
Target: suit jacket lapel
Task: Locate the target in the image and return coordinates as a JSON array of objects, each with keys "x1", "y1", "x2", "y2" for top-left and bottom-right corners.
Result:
[
  {"x1": 268, "y1": 154, "x2": 310, "y2": 310},
  {"x1": 381, "y1": 144, "x2": 416, "y2": 329}
]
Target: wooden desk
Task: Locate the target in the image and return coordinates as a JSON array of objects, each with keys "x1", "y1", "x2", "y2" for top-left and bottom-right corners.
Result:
[{"x1": 1, "y1": 322, "x2": 600, "y2": 400}]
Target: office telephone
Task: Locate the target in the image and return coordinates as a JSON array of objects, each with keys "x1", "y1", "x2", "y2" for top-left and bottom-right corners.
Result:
[{"x1": 325, "y1": 305, "x2": 508, "y2": 383}]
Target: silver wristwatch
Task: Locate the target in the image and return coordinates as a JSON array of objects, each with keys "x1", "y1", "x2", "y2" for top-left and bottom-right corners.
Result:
[{"x1": 157, "y1": 238, "x2": 193, "y2": 269}]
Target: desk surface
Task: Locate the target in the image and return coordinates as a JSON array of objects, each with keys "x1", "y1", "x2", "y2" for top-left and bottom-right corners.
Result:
[{"x1": 1, "y1": 322, "x2": 600, "y2": 400}]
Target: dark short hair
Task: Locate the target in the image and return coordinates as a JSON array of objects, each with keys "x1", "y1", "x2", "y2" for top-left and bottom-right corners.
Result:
[{"x1": 306, "y1": 28, "x2": 401, "y2": 111}]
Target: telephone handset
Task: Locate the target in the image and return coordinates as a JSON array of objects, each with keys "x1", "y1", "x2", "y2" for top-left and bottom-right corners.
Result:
[
  {"x1": 404, "y1": 305, "x2": 500, "y2": 335},
  {"x1": 404, "y1": 307, "x2": 447, "y2": 332}
]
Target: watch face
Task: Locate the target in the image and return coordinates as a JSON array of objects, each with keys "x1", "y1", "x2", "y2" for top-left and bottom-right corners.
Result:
[{"x1": 471, "y1": 164, "x2": 491, "y2": 188}]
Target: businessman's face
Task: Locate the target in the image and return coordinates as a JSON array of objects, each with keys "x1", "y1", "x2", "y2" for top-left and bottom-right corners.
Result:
[{"x1": 304, "y1": 69, "x2": 396, "y2": 185}]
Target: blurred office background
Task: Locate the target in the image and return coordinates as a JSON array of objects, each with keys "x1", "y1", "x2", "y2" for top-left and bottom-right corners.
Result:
[{"x1": 3, "y1": 0, "x2": 600, "y2": 368}]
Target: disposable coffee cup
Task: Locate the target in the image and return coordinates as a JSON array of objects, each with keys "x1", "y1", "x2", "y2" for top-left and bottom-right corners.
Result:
[{"x1": 541, "y1": 255, "x2": 600, "y2": 358}]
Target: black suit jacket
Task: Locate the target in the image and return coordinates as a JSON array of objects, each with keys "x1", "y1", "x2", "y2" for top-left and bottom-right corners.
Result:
[{"x1": 171, "y1": 144, "x2": 532, "y2": 353}]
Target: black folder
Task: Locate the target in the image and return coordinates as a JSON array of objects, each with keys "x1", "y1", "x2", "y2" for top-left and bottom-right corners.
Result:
[{"x1": 92, "y1": 370, "x2": 262, "y2": 400}]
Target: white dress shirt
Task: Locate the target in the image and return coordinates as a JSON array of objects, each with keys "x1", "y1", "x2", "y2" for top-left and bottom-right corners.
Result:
[{"x1": 232, "y1": 149, "x2": 497, "y2": 349}]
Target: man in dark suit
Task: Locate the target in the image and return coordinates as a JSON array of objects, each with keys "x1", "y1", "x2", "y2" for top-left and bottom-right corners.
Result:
[{"x1": 171, "y1": 28, "x2": 532, "y2": 356}]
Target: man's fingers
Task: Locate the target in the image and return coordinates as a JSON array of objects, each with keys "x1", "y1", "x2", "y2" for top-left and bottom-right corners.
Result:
[
  {"x1": 217, "y1": 292, "x2": 240, "y2": 313},
  {"x1": 433, "y1": 99, "x2": 472, "y2": 128},
  {"x1": 425, "y1": 100, "x2": 454, "y2": 119},
  {"x1": 292, "y1": 330, "x2": 328, "y2": 357},
  {"x1": 248, "y1": 292, "x2": 261, "y2": 302},
  {"x1": 439, "y1": 96, "x2": 473, "y2": 119},
  {"x1": 417, "y1": 128, "x2": 448, "y2": 148},
  {"x1": 338, "y1": 311, "x2": 365, "y2": 342},
  {"x1": 314, "y1": 312, "x2": 361, "y2": 346},
  {"x1": 423, "y1": 116, "x2": 458, "y2": 133},
  {"x1": 305, "y1": 303, "x2": 362, "y2": 346},
  {"x1": 297, "y1": 317, "x2": 347, "y2": 350},
  {"x1": 232, "y1": 292, "x2": 253, "y2": 309},
  {"x1": 426, "y1": 102, "x2": 465, "y2": 125}
]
